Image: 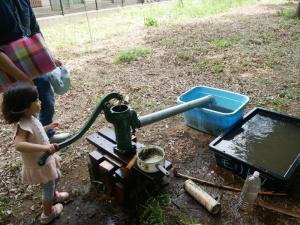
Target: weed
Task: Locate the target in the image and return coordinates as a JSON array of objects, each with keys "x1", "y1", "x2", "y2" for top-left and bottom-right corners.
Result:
[
  {"x1": 284, "y1": 87, "x2": 300, "y2": 101},
  {"x1": 113, "y1": 47, "x2": 150, "y2": 64},
  {"x1": 192, "y1": 63, "x2": 200, "y2": 73},
  {"x1": 140, "y1": 194, "x2": 170, "y2": 225},
  {"x1": 275, "y1": 9, "x2": 296, "y2": 18},
  {"x1": 211, "y1": 62, "x2": 224, "y2": 73},
  {"x1": 14, "y1": 158, "x2": 22, "y2": 170},
  {"x1": 0, "y1": 196, "x2": 13, "y2": 223},
  {"x1": 193, "y1": 57, "x2": 226, "y2": 74},
  {"x1": 144, "y1": 17, "x2": 158, "y2": 27},
  {"x1": 256, "y1": 96, "x2": 289, "y2": 112},
  {"x1": 32, "y1": 191, "x2": 42, "y2": 201},
  {"x1": 160, "y1": 38, "x2": 177, "y2": 48},
  {"x1": 210, "y1": 35, "x2": 241, "y2": 48},
  {"x1": 182, "y1": 216, "x2": 198, "y2": 225},
  {"x1": 208, "y1": 59, "x2": 225, "y2": 73},
  {"x1": 210, "y1": 38, "x2": 231, "y2": 48},
  {"x1": 178, "y1": 51, "x2": 190, "y2": 61}
]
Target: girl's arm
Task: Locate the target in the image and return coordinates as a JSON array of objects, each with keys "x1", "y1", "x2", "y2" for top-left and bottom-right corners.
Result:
[{"x1": 14, "y1": 127, "x2": 56, "y2": 153}]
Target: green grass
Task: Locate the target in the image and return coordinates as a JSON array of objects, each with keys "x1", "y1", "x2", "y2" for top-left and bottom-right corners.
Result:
[
  {"x1": 0, "y1": 196, "x2": 13, "y2": 223},
  {"x1": 144, "y1": 17, "x2": 158, "y2": 26},
  {"x1": 177, "y1": 51, "x2": 190, "y2": 61},
  {"x1": 160, "y1": 38, "x2": 177, "y2": 48},
  {"x1": 32, "y1": 191, "x2": 42, "y2": 201},
  {"x1": 192, "y1": 57, "x2": 226, "y2": 74},
  {"x1": 210, "y1": 36, "x2": 241, "y2": 48},
  {"x1": 182, "y1": 217, "x2": 198, "y2": 225},
  {"x1": 140, "y1": 194, "x2": 170, "y2": 225},
  {"x1": 275, "y1": 9, "x2": 297, "y2": 18},
  {"x1": 210, "y1": 38, "x2": 232, "y2": 48},
  {"x1": 285, "y1": 87, "x2": 300, "y2": 101},
  {"x1": 127, "y1": 0, "x2": 256, "y2": 20},
  {"x1": 14, "y1": 158, "x2": 22, "y2": 170},
  {"x1": 211, "y1": 60, "x2": 225, "y2": 73},
  {"x1": 43, "y1": 0, "x2": 257, "y2": 50},
  {"x1": 113, "y1": 47, "x2": 150, "y2": 64}
]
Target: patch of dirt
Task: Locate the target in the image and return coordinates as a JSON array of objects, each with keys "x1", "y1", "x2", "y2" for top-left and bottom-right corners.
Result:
[{"x1": 1, "y1": 1, "x2": 300, "y2": 225}]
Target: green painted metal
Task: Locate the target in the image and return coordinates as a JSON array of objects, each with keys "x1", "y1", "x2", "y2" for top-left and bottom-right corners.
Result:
[
  {"x1": 104, "y1": 104, "x2": 138, "y2": 155},
  {"x1": 38, "y1": 92, "x2": 123, "y2": 166},
  {"x1": 138, "y1": 95, "x2": 213, "y2": 127},
  {"x1": 38, "y1": 92, "x2": 213, "y2": 165}
]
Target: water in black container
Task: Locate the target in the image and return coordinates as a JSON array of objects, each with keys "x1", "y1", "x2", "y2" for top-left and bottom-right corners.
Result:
[{"x1": 210, "y1": 108, "x2": 300, "y2": 189}]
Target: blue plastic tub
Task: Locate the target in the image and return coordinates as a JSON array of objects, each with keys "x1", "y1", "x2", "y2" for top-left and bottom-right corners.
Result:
[{"x1": 177, "y1": 86, "x2": 249, "y2": 136}]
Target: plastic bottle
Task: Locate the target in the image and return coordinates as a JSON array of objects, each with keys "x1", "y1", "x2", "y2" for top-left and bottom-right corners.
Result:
[{"x1": 238, "y1": 171, "x2": 261, "y2": 212}]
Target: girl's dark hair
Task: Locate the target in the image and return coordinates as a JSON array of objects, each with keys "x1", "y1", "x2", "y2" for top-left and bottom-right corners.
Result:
[{"x1": 1, "y1": 83, "x2": 38, "y2": 124}]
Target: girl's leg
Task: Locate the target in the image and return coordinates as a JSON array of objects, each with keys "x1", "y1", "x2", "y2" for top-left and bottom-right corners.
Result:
[
  {"x1": 41, "y1": 180, "x2": 63, "y2": 224},
  {"x1": 41, "y1": 179, "x2": 56, "y2": 215},
  {"x1": 42, "y1": 201, "x2": 53, "y2": 216},
  {"x1": 54, "y1": 177, "x2": 70, "y2": 202}
]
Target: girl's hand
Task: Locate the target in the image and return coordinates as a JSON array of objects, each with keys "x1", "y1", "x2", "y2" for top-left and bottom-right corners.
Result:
[
  {"x1": 45, "y1": 144, "x2": 58, "y2": 154},
  {"x1": 44, "y1": 122, "x2": 60, "y2": 131}
]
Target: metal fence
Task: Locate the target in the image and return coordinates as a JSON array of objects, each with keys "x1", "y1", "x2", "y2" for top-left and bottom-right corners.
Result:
[{"x1": 31, "y1": 0, "x2": 162, "y2": 17}]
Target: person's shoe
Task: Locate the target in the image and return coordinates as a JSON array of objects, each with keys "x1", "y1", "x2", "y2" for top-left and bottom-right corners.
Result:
[
  {"x1": 49, "y1": 133, "x2": 70, "y2": 143},
  {"x1": 55, "y1": 191, "x2": 70, "y2": 203},
  {"x1": 40, "y1": 203, "x2": 63, "y2": 224}
]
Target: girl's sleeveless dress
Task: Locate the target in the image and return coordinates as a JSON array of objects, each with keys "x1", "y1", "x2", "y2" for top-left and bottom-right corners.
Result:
[{"x1": 16, "y1": 116, "x2": 61, "y2": 185}]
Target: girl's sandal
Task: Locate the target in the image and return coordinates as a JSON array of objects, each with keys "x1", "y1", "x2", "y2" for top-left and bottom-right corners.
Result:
[
  {"x1": 55, "y1": 191, "x2": 70, "y2": 203},
  {"x1": 40, "y1": 203, "x2": 63, "y2": 224}
]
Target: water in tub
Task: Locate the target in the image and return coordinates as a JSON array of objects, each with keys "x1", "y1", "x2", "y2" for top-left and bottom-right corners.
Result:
[{"x1": 217, "y1": 114, "x2": 300, "y2": 176}]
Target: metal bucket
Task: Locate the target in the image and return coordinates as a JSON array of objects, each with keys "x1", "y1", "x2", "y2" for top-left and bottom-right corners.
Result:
[{"x1": 137, "y1": 145, "x2": 170, "y2": 176}]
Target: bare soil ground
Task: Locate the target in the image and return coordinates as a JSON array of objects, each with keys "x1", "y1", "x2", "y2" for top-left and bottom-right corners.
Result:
[{"x1": 1, "y1": 1, "x2": 299, "y2": 225}]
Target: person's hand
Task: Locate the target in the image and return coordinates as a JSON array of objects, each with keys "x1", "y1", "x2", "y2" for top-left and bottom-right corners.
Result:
[
  {"x1": 54, "y1": 58, "x2": 62, "y2": 67},
  {"x1": 14, "y1": 72, "x2": 34, "y2": 84},
  {"x1": 45, "y1": 144, "x2": 58, "y2": 154},
  {"x1": 23, "y1": 77, "x2": 34, "y2": 85},
  {"x1": 47, "y1": 122, "x2": 60, "y2": 130}
]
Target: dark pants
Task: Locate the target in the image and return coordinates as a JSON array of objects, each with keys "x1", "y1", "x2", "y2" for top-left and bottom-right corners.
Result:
[{"x1": 33, "y1": 74, "x2": 55, "y2": 137}]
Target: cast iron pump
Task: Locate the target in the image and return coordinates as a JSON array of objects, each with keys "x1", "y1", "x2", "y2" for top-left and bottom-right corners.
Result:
[{"x1": 38, "y1": 92, "x2": 213, "y2": 165}]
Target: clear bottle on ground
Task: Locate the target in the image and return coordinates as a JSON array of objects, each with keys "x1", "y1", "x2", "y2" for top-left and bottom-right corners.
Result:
[{"x1": 238, "y1": 171, "x2": 261, "y2": 212}]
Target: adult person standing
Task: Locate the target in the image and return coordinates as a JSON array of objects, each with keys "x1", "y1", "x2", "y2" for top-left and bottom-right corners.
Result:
[{"x1": 0, "y1": 0, "x2": 69, "y2": 142}]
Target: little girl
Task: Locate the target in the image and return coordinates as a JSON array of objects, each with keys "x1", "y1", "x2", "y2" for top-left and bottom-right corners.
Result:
[{"x1": 1, "y1": 83, "x2": 69, "y2": 224}]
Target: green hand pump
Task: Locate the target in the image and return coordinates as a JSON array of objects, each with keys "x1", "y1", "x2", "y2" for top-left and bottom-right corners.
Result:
[{"x1": 38, "y1": 92, "x2": 213, "y2": 165}]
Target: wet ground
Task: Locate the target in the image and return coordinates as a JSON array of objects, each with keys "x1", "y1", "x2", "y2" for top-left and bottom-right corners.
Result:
[
  {"x1": 16, "y1": 124, "x2": 299, "y2": 225},
  {"x1": 2, "y1": 2, "x2": 300, "y2": 223},
  {"x1": 168, "y1": 126, "x2": 300, "y2": 225}
]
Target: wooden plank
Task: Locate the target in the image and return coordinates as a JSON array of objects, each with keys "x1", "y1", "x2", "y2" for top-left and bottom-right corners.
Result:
[
  {"x1": 99, "y1": 160, "x2": 115, "y2": 174},
  {"x1": 86, "y1": 130, "x2": 172, "y2": 181},
  {"x1": 103, "y1": 154, "x2": 123, "y2": 168},
  {"x1": 97, "y1": 127, "x2": 136, "y2": 144}
]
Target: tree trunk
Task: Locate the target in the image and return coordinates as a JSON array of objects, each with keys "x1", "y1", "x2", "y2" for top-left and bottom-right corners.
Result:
[{"x1": 297, "y1": 0, "x2": 300, "y2": 19}]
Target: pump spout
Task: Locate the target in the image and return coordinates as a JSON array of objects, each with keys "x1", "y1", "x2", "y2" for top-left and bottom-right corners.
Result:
[{"x1": 138, "y1": 95, "x2": 213, "y2": 127}]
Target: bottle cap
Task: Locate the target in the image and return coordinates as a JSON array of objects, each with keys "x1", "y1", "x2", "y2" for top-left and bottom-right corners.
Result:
[{"x1": 253, "y1": 171, "x2": 260, "y2": 177}]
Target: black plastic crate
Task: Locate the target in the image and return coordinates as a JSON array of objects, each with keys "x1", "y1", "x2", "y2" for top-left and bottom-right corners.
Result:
[{"x1": 209, "y1": 107, "x2": 300, "y2": 190}]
